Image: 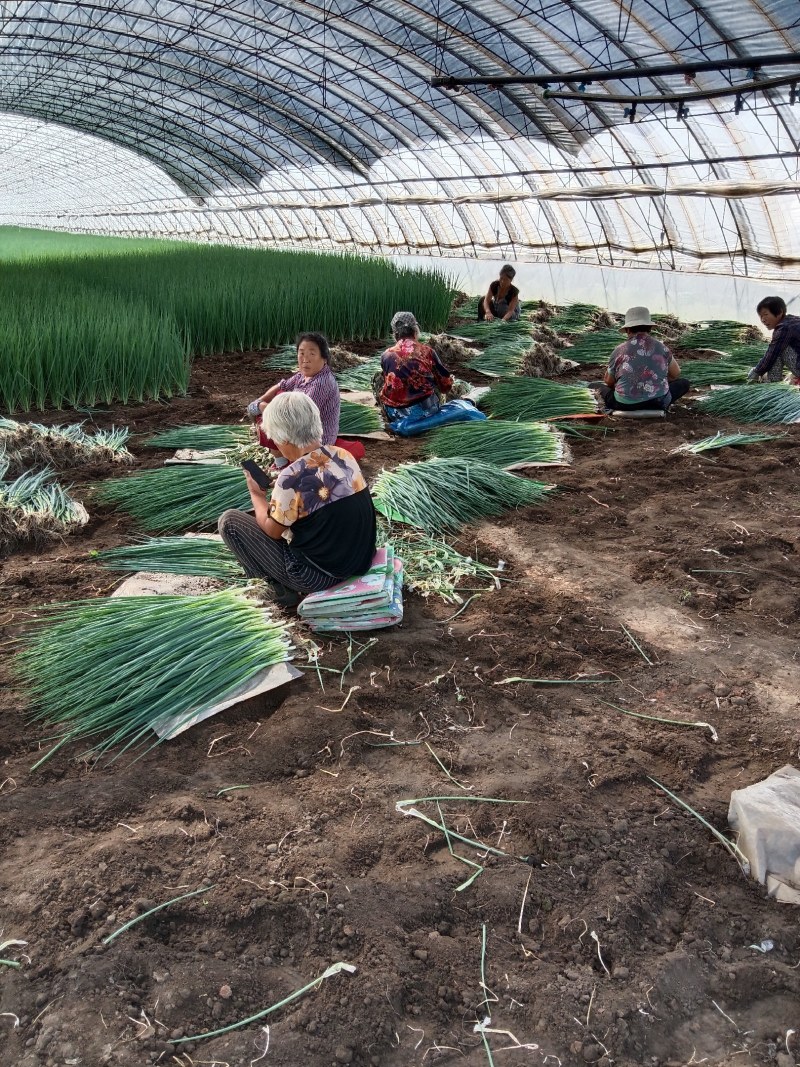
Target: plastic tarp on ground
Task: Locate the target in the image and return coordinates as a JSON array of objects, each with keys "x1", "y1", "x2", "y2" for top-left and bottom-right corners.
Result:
[{"x1": 2, "y1": 1, "x2": 800, "y2": 278}]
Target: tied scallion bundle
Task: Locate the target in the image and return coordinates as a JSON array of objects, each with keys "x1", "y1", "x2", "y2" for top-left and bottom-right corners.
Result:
[
  {"x1": 262, "y1": 346, "x2": 300, "y2": 370},
  {"x1": 671, "y1": 431, "x2": 783, "y2": 455},
  {"x1": 95, "y1": 465, "x2": 252, "y2": 532},
  {"x1": 335, "y1": 356, "x2": 383, "y2": 392},
  {"x1": 479, "y1": 377, "x2": 599, "y2": 421},
  {"x1": 0, "y1": 464, "x2": 89, "y2": 548},
  {"x1": 683, "y1": 360, "x2": 749, "y2": 386},
  {"x1": 562, "y1": 329, "x2": 622, "y2": 365},
  {"x1": 17, "y1": 590, "x2": 294, "y2": 765},
  {"x1": 0, "y1": 418, "x2": 132, "y2": 473},
  {"x1": 548, "y1": 303, "x2": 602, "y2": 333},
  {"x1": 696, "y1": 383, "x2": 800, "y2": 424},
  {"x1": 379, "y1": 522, "x2": 498, "y2": 602},
  {"x1": 94, "y1": 536, "x2": 246, "y2": 581},
  {"x1": 147, "y1": 424, "x2": 252, "y2": 451},
  {"x1": 339, "y1": 400, "x2": 383, "y2": 435},
  {"x1": 424, "y1": 420, "x2": 568, "y2": 468},
  {"x1": 448, "y1": 319, "x2": 533, "y2": 345},
  {"x1": 373, "y1": 457, "x2": 553, "y2": 534}
]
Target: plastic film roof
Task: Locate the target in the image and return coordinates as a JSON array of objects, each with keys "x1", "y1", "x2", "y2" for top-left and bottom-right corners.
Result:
[{"x1": 2, "y1": 0, "x2": 800, "y2": 277}]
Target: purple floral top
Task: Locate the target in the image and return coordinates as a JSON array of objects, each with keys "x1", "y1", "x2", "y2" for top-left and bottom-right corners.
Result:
[
  {"x1": 608, "y1": 333, "x2": 672, "y2": 402},
  {"x1": 269, "y1": 446, "x2": 367, "y2": 528}
]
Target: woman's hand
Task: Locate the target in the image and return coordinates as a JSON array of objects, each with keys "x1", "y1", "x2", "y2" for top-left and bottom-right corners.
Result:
[{"x1": 243, "y1": 469, "x2": 267, "y2": 501}]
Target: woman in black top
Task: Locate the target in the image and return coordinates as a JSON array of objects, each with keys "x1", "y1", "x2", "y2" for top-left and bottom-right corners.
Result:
[
  {"x1": 219, "y1": 392, "x2": 376, "y2": 609},
  {"x1": 478, "y1": 264, "x2": 520, "y2": 322}
]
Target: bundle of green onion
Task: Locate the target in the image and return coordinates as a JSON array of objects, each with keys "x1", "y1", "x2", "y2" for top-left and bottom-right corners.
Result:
[
  {"x1": 379, "y1": 521, "x2": 498, "y2": 602},
  {"x1": 696, "y1": 383, "x2": 800, "y2": 424},
  {"x1": 0, "y1": 464, "x2": 89, "y2": 547},
  {"x1": 262, "y1": 346, "x2": 299, "y2": 370},
  {"x1": 479, "y1": 377, "x2": 599, "y2": 421},
  {"x1": 0, "y1": 418, "x2": 132, "y2": 473},
  {"x1": 724, "y1": 343, "x2": 768, "y2": 365},
  {"x1": 454, "y1": 295, "x2": 481, "y2": 319},
  {"x1": 373, "y1": 457, "x2": 553, "y2": 534},
  {"x1": 17, "y1": 590, "x2": 293, "y2": 765},
  {"x1": 449, "y1": 319, "x2": 533, "y2": 345},
  {"x1": 94, "y1": 536, "x2": 246, "y2": 581},
  {"x1": 683, "y1": 360, "x2": 749, "y2": 386},
  {"x1": 95, "y1": 465, "x2": 252, "y2": 532},
  {"x1": 466, "y1": 339, "x2": 530, "y2": 377},
  {"x1": 424, "y1": 420, "x2": 568, "y2": 468},
  {"x1": 339, "y1": 400, "x2": 383, "y2": 435},
  {"x1": 147, "y1": 424, "x2": 252, "y2": 451},
  {"x1": 336, "y1": 356, "x2": 383, "y2": 392},
  {"x1": 671, "y1": 431, "x2": 782, "y2": 455},
  {"x1": 562, "y1": 329, "x2": 622, "y2": 364},
  {"x1": 675, "y1": 323, "x2": 753, "y2": 350},
  {"x1": 548, "y1": 303, "x2": 602, "y2": 333}
]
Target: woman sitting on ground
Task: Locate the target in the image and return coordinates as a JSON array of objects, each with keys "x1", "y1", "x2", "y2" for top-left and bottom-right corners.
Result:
[
  {"x1": 478, "y1": 264, "x2": 521, "y2": 322},
  {"x1": 748, "y1": 296, "x2": 800, "y2": 383},
  {"x1": 600, "y1": 306, "x2": 689, "y2": 411},
  {"x1": 247, "y1": 332, "x2": 340, "y2": 465},
  {"x1": 220, "y1": 392, "x2": 376, "y2": 609},
  {"x1": 378, "y1": 311, "x2": 454, "y2": 421}
]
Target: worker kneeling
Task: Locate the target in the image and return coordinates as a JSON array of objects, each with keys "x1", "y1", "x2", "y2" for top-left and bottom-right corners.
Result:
[
  {"x1": 219, "y1": 392, "x2": 376, "y2": 610},
  {"x1": 600, "y1": 306, "x2": 690, "y2": 412},
  {"x1": 378, "y1": 310, "x2": 486, "y2": 436}
]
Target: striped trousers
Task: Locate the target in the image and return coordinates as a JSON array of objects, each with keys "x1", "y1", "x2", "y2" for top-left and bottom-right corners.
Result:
[{"x1": 218, "y1": 510, "x2": 340, "y2": 596}]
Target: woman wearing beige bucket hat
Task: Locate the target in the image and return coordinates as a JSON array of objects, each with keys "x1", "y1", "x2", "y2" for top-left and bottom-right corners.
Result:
[{"x1": 600, "y1": 306, "x2": 689, "y2": 411}]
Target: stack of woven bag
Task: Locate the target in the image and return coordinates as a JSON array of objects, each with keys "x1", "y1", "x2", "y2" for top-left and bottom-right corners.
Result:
[{"x1": 297, "y1": 545, "x2": 404, "y2": 632}]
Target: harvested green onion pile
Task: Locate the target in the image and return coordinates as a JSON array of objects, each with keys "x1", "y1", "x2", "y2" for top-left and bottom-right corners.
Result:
[
  {"x1": 696, "y1": 383, "x2": 800, "y2": 424},
  {"x1": 683, "y1": 360, "x2": 749, "y2": 386},
  {"x1": 724, "y1": 343, "x2": 768, "y2": 365},
  {"x1": 480, "y1": 377, "x2": 599, "y2": 421},
  {"x1": 336, "y1": 357, "x2": 383, "y2": 391},
  {"x1": 675, "y1": 322, "x2": 752, "y2": 350},
  {"x1": 424, "y1": 420, "x2": 568, "y2": 468},
  {"x1": 466, "y1": 339, "x2": 530, "y2": 377},
  {"x1": 147, "y1": 424, "x2": 252, "y2": 451},
  {"x1": 0, "y1": 463, "x2": 89, "y2": 548},
  {"x1": 449, "y1": 319, "x2": 533, "y2": 345},
  {"x1": 671, "y1": 431, "x2": 782, "y2": 455},
  {"x1": 339, "y1": 400, "x2": 383, "y2": 435},
  {"x1": 454, "y1": 295, "x2": 481, "y2": 318},
  {"x1": 373, "y1": 457, "x2": 552, "y2": 534},
  {"x1": 548, "y1": 303, "x2": 601, "y2": 333},
  {"x1": 262, "y1": 346, "x2": 299, "y2": 370},
  {"x1": 379, "y1": 522, "x2": 498, "y2": 602},
  {"x1": 17, "y1": 590, "x2": 293, "y2": 765},
  {"x1": 0, "y1": 418, "x2": 132, "y2": 473},
  {"x1": 562, "y1": 329, "x2": 622, "y2": 365},
  {"x1": 95, "y1": 465, "x2": 251, "y2": 532},
  {"x1": 95, "y1": 536, "x2": 246, "y2": 581}
]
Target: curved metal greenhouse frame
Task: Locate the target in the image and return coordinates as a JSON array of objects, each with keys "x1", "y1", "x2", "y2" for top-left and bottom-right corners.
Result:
[{"x1": 1, "y1": 0, "x2": 799, "y2": 276}]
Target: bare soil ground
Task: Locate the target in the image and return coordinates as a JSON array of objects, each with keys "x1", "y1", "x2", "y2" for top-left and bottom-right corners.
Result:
[{"x1": 1, "y1": 344, "x2": 799, "y2": 1067}]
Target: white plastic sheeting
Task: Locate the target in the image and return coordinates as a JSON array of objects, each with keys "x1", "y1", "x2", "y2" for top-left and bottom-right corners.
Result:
[{"x1": 1, "y1": 1, "x2": 800, "y2": 277}]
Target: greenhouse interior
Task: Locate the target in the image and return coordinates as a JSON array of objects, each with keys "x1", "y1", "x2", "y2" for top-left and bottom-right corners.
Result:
[{"x1": 1, "y1": 3, "x2": 800, "y2": 1067}]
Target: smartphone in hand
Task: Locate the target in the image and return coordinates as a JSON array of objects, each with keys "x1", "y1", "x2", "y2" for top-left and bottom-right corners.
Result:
[{"x1": 241, "y1": 459, "x2": 272, "y2": 490}]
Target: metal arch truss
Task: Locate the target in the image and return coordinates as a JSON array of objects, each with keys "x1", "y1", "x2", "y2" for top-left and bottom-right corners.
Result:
[{"x1": 2, "y1": 0, "x2": 800, "y2": 277}]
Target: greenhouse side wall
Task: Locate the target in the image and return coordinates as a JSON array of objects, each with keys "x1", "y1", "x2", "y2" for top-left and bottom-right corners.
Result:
[{"x1": 393, "y1": 256, "x2": 798, "y2": 328}]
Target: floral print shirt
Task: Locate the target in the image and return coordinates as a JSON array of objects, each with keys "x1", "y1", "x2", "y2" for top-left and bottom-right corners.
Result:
[
  {"x1": 269, "y1": 446, "x2": 367, "y2": 528},
  {"x1": 608, "y1": 333, "x2": 672, "y2": 402},
  {"x1": 379, "y1": 338, "x2": 453, "y2": 409}
]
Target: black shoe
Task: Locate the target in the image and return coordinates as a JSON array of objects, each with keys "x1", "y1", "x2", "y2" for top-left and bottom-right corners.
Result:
[{"x1": 271, "y1": 582, "x2": 302, "y2": 609}]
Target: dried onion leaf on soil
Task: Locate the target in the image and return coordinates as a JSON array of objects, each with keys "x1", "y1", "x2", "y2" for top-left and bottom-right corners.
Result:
[
  {"x1": 377, "y1": 520, "x2": 498, "y2": 602},
  {"x1": 372, "y1": 457, "x2": 553, "y2": 534},
  {"x1": 16, "y1": 589, "x2": 294, "y2": 766},
  {"x1": 95, "y1": 465, "x2": 252, "y2": 532}
]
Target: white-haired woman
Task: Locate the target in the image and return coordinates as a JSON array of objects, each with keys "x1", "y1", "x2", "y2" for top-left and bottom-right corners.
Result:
[{"x1": 219, "y1": 392, "x2": 376, "y2": 608}]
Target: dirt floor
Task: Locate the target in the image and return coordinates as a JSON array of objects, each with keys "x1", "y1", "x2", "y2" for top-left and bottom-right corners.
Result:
[{"x1": 1, "y1": 342, "x2": 799, "y2": 1067}]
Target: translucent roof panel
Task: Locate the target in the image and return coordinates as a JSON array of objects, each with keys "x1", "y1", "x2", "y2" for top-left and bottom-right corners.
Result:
[{"x1": 1, "y1": 1, "x2": 800, "y2": 277}]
